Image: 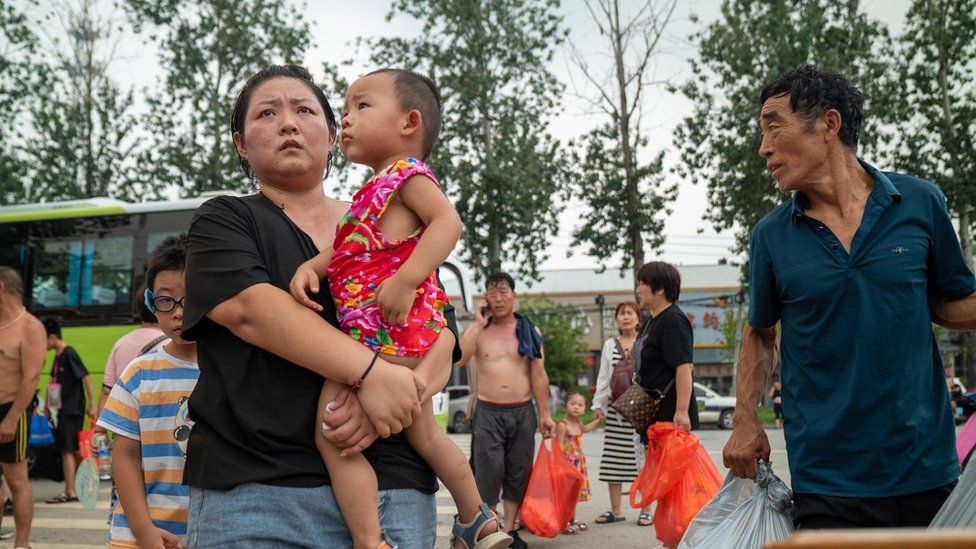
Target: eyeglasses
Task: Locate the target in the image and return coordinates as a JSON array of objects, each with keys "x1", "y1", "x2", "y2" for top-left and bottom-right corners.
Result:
[{"x1": 152, "y1": 296, "x2": 185, "y2": 313}]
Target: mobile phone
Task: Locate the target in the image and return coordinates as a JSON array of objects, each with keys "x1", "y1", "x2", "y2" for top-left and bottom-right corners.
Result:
[{"x1": 481, "y1": 305, "x2": 490, "y2": 317}]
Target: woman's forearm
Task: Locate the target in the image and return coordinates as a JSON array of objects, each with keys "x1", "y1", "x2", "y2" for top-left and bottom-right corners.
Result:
[
  {"x1": 208, "y1": 283, "x2": 377, "y2": 386},
  {"x1": 674, "y1": 363, "x2": 693, "y2": 413}
]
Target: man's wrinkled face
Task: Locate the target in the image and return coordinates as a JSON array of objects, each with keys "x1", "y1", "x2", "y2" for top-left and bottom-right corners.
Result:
[
  {"x1": 486, "y1": 281, "x2": 515, "y2": 317},
  {"x1": 758, "y1": 94, "x2": 829, "y2": 193}
]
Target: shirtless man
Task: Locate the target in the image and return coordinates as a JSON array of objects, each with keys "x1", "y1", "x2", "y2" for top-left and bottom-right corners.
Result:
[
  {"x1": 0, "y1": 267, "x2": 45, "y2": 548},
  {"x1": 459, "y1": 272, "x2": 555, "y2": 549}
]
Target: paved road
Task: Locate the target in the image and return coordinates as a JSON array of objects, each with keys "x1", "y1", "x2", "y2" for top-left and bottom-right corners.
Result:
[{"x1": 2, "y1": 427, "x2": 788, "y2": 548}]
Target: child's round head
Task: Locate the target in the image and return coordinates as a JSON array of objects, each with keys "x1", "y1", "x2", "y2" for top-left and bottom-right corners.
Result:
[
  {"x1": 565, "y1": 392, "x2": 586, "y2": 416},
  {"x1": 144, "y1": 234, "x2": 189, "y2": 344},
  {"x1": 341, "y1": 69, "x2": 442, "y2": 166}
]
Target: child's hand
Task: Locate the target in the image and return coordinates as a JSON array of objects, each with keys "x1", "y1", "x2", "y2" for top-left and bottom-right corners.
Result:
[
  {"x1": 375, "y1": 275, "x2": 415, "y2": 326},
  {"x1": 290, "y1": 260, "x2": 325, "y2": 312},
  {"x1": 136, "y1": 527, "x2": 182, "y2": 549}
]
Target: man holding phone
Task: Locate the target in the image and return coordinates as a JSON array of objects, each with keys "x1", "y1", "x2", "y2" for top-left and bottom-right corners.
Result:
[{"x1": 459, "y1": 272, "x2": 555, "y2": 548}]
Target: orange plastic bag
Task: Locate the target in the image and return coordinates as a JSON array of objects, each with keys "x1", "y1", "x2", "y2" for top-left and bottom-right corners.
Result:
[
  {"x1": 77, "y1": 428, "x2": 94, "y2": 459},
  {"x1": 630, "y1": 422, "x2": 699, "y2": 508},
  {"x1": 520, "y1": 439, "x2": 584, "y2": 538},
  {"x1": 629, "y1": 422, "x2": 723, "y2": 546},
  {"x1": 654, "y1": 443, "x2": 723, "y2": 546}
]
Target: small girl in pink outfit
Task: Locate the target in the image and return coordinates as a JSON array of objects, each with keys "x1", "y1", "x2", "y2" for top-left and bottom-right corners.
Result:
[{"x1": 291, "y1": 69, "x2": 510, "y2": 549}]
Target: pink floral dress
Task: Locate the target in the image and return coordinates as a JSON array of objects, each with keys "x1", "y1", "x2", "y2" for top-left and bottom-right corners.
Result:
[{"x1": 327, "y1": 157, "x2": 448, "y2": 357}]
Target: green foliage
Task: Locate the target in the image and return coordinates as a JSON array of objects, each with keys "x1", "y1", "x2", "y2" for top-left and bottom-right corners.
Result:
[
  {"x1": 568, "y1": 0, "x2": 678, "y2": 278},
  {"x1": 121, "y1": 0, "x2": 312, "y2": 197},
  {"x1": 519, "y1": 295, "x2": 589, "y2": 386},
  {"x1": 892, "y1": 0, "x2": 976, "y2": 249},
  {"x1": 673, "y1": 0, "x2": 899, "y2": 266},
  {"x1": 0, "y1": 0, "x2": 40, "y2": 204},
  {"x1": 359, "y1": 0, "x2": 571, "y2": 283},
  {"x1": 23, "y1": 0, "x2": 142, "y2": 201},
  {"x1": 571, "y1": 123, "x2": 674, "y2": 274}
]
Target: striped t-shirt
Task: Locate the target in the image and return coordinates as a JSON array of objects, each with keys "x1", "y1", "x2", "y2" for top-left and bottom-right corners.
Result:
[{"x1": 96, "y1": 348, "x2": 198, "y2": 548}]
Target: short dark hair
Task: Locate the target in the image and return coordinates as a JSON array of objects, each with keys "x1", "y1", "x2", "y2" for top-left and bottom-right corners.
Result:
[
  {"x1": 637, "y1": 261, "x2": 681, "y2": 303},
  {"x1": 760, "y1": 65, "x2": 865, "y2": 149},
  {"x1": 133, "y1": 283, "x2": 156, "y2": 324},
  {"x1": 486, "y1": 272, "x2": 515, "y2": 292},
  {"x1": 366, "y1": 68, "x2": 442, "y2": 160},
  {"x1": 230, "y1": 64, "x2": 338, "y2": 178},
  {"x1": 43, "y1": 318, "x2": 61, "y2": 338},
  {"x1": 0, "y1": 266, "x2": 24, "y2": 299},
  {"x1": 145, "y1": 235, "x2": 188, "y2": 292}
]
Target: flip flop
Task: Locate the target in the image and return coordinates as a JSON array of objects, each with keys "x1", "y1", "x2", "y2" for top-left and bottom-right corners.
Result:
[
  {"x1": 637, "y1": 512, "x2": 653, "y2": 526},
  {"x1": 45, "y1": 493, "x2": 79, "y2": 504},
  {"x1": 595, "y1": 510, "x2": 626, "y2": 524}
]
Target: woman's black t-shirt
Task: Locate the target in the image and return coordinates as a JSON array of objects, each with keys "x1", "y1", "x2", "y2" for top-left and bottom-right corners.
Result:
[
  {"x1": 637, "y1": 303, "x2": 699, "y2": 428},
  {"x1": 182, "y1": 194, "x2": 456, "y2": 492}
]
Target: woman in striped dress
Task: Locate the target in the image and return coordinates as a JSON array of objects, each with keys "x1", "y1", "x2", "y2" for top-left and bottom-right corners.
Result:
[{"x1": 591, "y1": 301, "x2": 653, "y2": 526}]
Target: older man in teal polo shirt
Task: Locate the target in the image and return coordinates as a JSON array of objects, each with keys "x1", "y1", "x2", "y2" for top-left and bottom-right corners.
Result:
[{"x1": 723, "y1": 65, "x2": 976, "y2": 529}]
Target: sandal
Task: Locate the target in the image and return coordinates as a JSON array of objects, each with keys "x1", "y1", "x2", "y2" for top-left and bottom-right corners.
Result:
[
  {"x1": 451, "y1": 503, "x2": 513, "y2": 549},
  {"x1": 562, "y1": 523, "x2": 580, "y2": 535},
  {"x1": 638, "y1": 512, "x2": 653, "y2": 526},
  {"x1": 595, "y1": 510, "x2": 626, "y2": 524},
  {"x1": 572, "y1": 520, "x2": 588, "y2": 531},
  {"x1": 45, "y1": 492, "x2": 78, "y2": 504}
]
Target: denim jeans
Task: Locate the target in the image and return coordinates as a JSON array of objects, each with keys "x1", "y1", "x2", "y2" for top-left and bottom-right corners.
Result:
[{"x1": 187, "y1": 483, "x2": 436, "y2": 548}]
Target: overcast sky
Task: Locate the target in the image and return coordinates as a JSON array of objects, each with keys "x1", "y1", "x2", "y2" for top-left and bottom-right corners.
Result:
[{"x1": 89, "y1": 0, "x2": 911, "y2": 270}]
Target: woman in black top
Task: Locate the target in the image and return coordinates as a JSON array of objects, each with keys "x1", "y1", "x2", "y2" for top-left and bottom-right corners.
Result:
[
  {"x1": 182, "y1": 64, "x2": 457, "y2": 547},
  {"x1": 634, "y1": 261, "x2": 699, "y2": 436}
]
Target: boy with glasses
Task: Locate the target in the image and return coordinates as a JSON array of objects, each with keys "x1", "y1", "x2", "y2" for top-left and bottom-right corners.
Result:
[{"x1": 97, "y1": 235, "x2": 197, "y2": 548}]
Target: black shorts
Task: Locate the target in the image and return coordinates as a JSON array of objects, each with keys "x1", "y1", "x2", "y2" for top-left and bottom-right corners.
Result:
[
  {"x1": 793, "y1": 482, "x2": 955, "y2": 529},
  {"x1": 773, "y1": 403, "x2": 784, "y2": 420},
  {"x1": 472, "y1": 400, "x2": 537, "y2": 506},
  {"x1": 54, "y1": 414, "x2": 84, "y2": 453},
  {"x1": 0, "y1": 402, "x2": 29, "y2": 463}
]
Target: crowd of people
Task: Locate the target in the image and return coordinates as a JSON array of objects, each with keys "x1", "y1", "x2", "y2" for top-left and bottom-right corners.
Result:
[{"x1": 0, "y1": 61, "x2": 974, "y2": 549}]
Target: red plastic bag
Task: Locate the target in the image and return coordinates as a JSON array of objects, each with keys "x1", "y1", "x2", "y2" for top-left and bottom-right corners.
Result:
[
  {"x1": 629, "y1": 422, "x2": 723, "y2": 546},
  {"x1": 631, "y1": 422, "x2": 699, "y2": 508},
  {"x1": 78, "y1": 428, "x2": 94, "y2": 459},
  {"x1": 654, "y1": 444, "x2": 723, "y2": 546},
  {"x1": 520, "y1": 439, "x2": 584, "y2": 538}
]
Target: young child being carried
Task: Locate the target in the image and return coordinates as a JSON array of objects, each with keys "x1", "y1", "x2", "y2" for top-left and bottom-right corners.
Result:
[
  {"x1": 97, "y1": 235, "x2": 197, "y2": 549},
  {"x1": 290, "y1": 69, "x2": 510, "y2": 549},
  {"x1": 555, "y1": 393, "x2": 601, "y2": 535}
]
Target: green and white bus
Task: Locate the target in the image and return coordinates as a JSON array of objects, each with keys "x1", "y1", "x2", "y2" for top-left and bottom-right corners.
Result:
[
  {"x1": 0, "y1": 195, "x2": 467, "y2": 427},
  {"x1": 0, "y1": 195, "x2": 215, "y2": 391}
]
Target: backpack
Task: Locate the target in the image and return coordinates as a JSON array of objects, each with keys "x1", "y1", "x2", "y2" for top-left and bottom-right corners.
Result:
[{"x1": 610, "y1": 338, "x2": 635, "y2": 401}]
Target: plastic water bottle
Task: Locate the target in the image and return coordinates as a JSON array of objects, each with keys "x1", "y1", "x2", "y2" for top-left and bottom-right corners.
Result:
[{"x1": 94, "y1": 433, "x2": 112, "y2": 480}]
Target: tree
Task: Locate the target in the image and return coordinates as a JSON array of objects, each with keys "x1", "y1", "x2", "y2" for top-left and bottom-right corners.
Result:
[
  {"x1": 894, "y1": 0, "x2": 976, "y2": 382},
  {"x1": 0, "y1": 0, "x2": 40, "y2": 204},
  {"x1": 673, "y1": 0, "x2": 898, "y2": 263},
  {"x1": 25, "y1": 0, "x2": 142, "y2": 201},
  {"x1": 360, "y1": 0, "x2": 570, "y2": 283},
  {"x1": 122, "y1": 0, "x2": 311, "y2": 197},
  {"x1": 568, "y1": 0, "x2": 678, "y2": 281},
  {"x1": 519, "y1": 295, "x2": 589, "y2": 387}
]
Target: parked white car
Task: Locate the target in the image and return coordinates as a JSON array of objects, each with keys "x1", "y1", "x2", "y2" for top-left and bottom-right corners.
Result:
[{"x1": 694, "y1": 382, "x2": 737, "y2": 429}]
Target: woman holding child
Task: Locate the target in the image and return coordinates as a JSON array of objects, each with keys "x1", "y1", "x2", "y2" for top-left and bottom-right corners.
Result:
[{"x1": 181, "y1": 64, "x2": 469, "y2": 547}]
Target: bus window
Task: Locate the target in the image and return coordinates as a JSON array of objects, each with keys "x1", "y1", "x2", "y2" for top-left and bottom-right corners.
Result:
[
  {"x1": 32, "y1": 236, "x2": 133, "y2": 308},
  {"x1": 90, "y1": 236, "x2": 133, "y2": 305}
]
